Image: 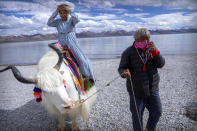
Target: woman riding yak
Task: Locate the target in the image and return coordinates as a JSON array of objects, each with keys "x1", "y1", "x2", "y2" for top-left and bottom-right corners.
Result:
[{"x1": 47, "y1": 4, "x2": 95, "y2": 85}]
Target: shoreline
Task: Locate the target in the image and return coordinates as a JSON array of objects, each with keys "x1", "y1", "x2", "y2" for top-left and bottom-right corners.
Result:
[
  {"x1": 1, "y1": 32, "x2": 197, "y2": 44},
  {"x1": 1, "y1": 54, "x2": 197, "y2": 66}
]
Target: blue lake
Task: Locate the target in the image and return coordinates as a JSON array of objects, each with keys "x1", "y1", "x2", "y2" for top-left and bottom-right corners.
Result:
[{"x1": 0, "y1": 33, "x2": 197, "y2": 64}]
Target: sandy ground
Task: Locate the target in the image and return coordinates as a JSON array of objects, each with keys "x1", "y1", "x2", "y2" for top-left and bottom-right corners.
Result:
[{"x1": 0, "y1": 55, "x2": 197, "y2": 131}]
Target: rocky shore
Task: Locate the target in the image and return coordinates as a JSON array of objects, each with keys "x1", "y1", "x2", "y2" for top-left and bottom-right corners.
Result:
[{"x1": 0, "y1": 55, "x2": 197, "y2": 131}]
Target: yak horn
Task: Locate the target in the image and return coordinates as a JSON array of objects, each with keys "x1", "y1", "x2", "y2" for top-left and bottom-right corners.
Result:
[
  {"x1": 0, "y1": 65, "x2": 36, "y2": 84},
  {"x1": 48, "y1": 43, "x2": 64, "y2": 71}
]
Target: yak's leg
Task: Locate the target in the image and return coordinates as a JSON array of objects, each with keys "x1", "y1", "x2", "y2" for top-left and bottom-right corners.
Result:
[
  {"x1": 57, "y1": 114, "x2": 65, "y2": 131},
  {"x1": 71, "y1": 117, "x2": 80, "y2": 131},
  {"x1": 70, "y1": 110, "x2": 80, "y2": 131}
]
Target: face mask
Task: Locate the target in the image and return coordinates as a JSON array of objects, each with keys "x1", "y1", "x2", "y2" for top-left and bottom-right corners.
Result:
[{"x1": 134, "y1": 41, "x2": 149, "y2": 50}]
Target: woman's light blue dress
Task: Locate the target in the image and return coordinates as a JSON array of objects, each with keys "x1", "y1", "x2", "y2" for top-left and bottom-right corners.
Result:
[{"x1": 47, "y1": 10, "x2": 94, "y2": 80}]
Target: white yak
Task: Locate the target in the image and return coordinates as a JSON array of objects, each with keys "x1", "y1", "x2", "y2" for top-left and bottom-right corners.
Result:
[{"x1": 0, "y1": 43, "x2": 97, "y2": 131}]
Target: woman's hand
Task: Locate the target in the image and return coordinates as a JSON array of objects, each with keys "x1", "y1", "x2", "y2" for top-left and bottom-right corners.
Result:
[
  {"x1": 149, "y1": 41, "x2": 156, "y2": 52},
  {"x1": 122, "y1": 69, "x2": 131, "y2": 78}
]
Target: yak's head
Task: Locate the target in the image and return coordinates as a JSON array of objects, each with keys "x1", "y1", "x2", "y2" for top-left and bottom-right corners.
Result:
[
  {"x1": 36, "y1": 67, "x2": 65, "y2": 93},
  {"x1": 0, "y1": 43, "x2": 64, "y2": 91}
]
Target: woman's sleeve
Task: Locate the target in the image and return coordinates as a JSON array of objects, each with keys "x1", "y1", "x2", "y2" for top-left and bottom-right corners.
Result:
[
  {"x1": 69, "y1": 11, "x2": 80, "y2": 26},
  {"x1": 152, "y1": 54, "x2": 165, "y2": 68},
  {"x1": 47, "y1": 10, "x2": 59, "y2": 27}
]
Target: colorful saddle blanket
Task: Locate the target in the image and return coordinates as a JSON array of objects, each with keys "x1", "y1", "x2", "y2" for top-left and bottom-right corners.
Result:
[{"x1": 61, "y1": 46, "x2": 93, "y2": 95}]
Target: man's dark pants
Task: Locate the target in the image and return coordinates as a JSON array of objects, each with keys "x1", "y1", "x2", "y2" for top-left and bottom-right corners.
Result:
[{"x1": 129, "y1": 88, "x2": 162, "y2": 131}]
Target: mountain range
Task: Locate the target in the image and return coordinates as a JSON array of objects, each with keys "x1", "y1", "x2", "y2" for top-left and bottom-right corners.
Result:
[{"x1": 0, "y1": 29, "x2": 197, "y2": 43}]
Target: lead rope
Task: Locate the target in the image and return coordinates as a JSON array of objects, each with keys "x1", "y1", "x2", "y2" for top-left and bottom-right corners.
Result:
[
  {"x1": 62, "y1": 75, "x2": 124, "y2": 125},
  {"x1": 82, "y1": 74, "x2": 123, "y2": 103},
  {"x1": 65, "y1": 74, "x2": 143, "y2": 131},
  {"x1": 64, "y1": 74, "x2": 123, "y2": 109},
  {"x1": 129, "y1": 78, "x2": 143, "y2": 131}
]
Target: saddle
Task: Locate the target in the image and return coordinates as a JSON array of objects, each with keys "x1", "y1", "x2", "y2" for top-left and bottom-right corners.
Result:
[{"x1": 61, "y1": 46, "x2": 94, "y2": 95}]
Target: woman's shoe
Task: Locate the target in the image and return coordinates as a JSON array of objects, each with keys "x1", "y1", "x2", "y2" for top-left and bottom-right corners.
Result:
[{"x1": 89, "y1": 78, "x2": 95, "y2": 85}]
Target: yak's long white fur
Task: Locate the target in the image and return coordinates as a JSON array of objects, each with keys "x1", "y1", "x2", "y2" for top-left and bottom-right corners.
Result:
[
  {"x1": 36, "y1": 50, "x2": 97, "y2": 128},
  {"x1": 38, "y1": 51, "x2": 58, "y2": 70}
]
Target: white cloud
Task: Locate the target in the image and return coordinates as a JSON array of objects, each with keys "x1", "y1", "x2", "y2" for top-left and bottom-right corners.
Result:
[
  {"x1": 0, "y1": 0, "x2": 197, "y2": 36},
  {"x1": 79, "y1": 0, "x2": 115, "y2": 9},
  {"x1": 0, "y1": 0, "x2": 73, "y2": 36},
  {"x1": 117, "y1": 0, "x2": 162, "y2": 7},
  {"x1": 140, "y1": 12, "x2": 197, "y2": 29},
  {"x1": 0, "y1": 0, "x2": 75, "y2": 13},
  {"x1": 79, "y1": 0, "x2": 197, "y2": 10},
  {"x1": 0, "y1": 13, "x2": 55, "y2": 36},
  {"x1": 0, "y1": 14, "x2": 33, "y2": 28},
  {"x1": 135, "y1": 8, "x2": 143, "y2": 11},
  {"x1": 103, "y1": 1, "x2": 114, "y2": 8},
  {"x1": 76, "y1": 12, "x2": 197, "y2": 33},
  {"x1": 1, "y1": 10, "x2": 197, "y2": 36},
  {"x1": 79, "y1": 0, "x2": 162, "y2": 8},
  {"x1": 124, "y1": 13, "x2": 150, "y2": 18},
  {"x1": 76, "y1": 19, "x2": 143, "y2": 33},
  {"x1": 33, "y1": 0, "x2": 75, "y2": 10},
  {"x1": 78, "y1": 13, "x2": 118, "y2": 20},
  {"x1": 78, "y1": 20, "x2": 102, "y2": 28},
  {"x1": 0, "y1": 1, "x2": 36, "y2": 11},
  {"x1": 162, "y1": 0, "x2": 197, "y2": 10}
]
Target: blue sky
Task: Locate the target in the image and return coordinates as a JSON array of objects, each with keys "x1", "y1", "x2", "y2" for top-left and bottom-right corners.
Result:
[{"x1": 0, "y1": 0, "x2": 197, "y2": 36}]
